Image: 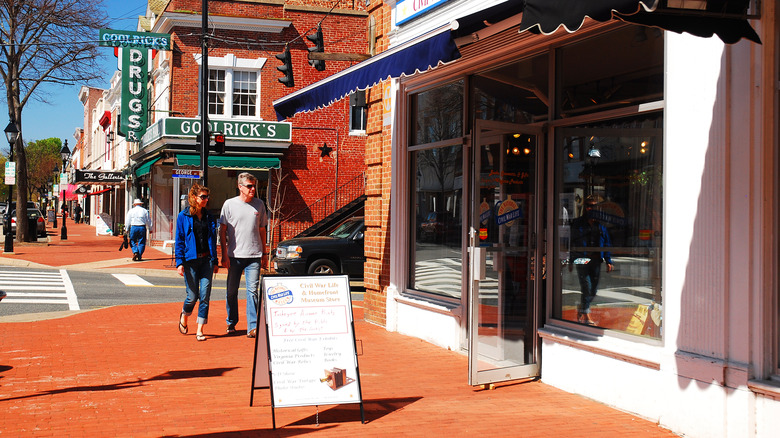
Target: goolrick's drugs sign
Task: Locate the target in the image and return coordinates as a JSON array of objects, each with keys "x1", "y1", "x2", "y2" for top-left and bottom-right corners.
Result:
[{"x1": 100, "y1": 29, "x2": 172, "y2": 142}]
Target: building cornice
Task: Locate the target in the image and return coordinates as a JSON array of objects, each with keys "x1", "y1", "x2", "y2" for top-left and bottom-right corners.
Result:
[{"x1": 153, "y1": 11, "x2": 290, "y2": 34}]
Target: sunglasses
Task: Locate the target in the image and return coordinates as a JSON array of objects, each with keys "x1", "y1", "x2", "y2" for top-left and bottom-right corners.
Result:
[
  {"x1": 242, "y1": 184, "x2": 256, "y2": 190},
  {"x1": 199, "y1": 194, "x2": 210, "y2": 200}
]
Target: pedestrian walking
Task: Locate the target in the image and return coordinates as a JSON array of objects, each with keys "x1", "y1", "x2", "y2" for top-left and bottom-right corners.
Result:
[
  {"x1": 219, "y1": 172, "x2": 268, "y2": 338},
  {"x1": 126, "y1": 199, "x2": 152, "y2": 261},
  {"x1": 569, "y1": 195, "x2": 614, "y2": 325},
  {"x1": 176, "y1": 184, "x2": 219, "y2": 341},
  {"x1": 73, "y1": 204, "x2": 83, "y2": 224}
]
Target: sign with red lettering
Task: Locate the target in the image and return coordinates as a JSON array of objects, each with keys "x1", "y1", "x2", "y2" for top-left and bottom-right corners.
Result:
[{"x1": 396, "y1": 0, "x2": 452, "y2": 25}]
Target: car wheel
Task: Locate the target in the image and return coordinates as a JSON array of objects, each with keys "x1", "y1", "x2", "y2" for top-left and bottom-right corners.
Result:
[{"x1": 308, "y1": 259, "x2": 338, "y2": 275}]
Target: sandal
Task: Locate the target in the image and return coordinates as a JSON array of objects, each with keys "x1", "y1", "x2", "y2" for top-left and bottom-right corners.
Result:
[
  {"x1": 196, "y1": 334, "x2": 206, "y2": 341},
  {"x1": 179, "y1": 312, "x2": 188, "y2": 335}
]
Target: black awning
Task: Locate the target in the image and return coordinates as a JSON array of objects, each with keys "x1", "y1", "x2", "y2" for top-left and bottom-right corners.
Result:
[{"x1": 518, "y1": 0, "x2": 760, "y2": 44}]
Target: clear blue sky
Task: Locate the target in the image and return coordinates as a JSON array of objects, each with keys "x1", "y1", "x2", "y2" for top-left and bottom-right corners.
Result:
[{"x1": 16, "y1": 0, "x2": 148, "y2": 144}]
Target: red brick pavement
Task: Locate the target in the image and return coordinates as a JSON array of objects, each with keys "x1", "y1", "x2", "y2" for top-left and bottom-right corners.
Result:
[{"x1": 0, "y1": 222, "x2": 680, "y2": 437}]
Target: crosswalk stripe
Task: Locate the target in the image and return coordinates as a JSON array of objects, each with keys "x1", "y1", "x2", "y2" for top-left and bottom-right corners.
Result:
[
  {"x1": 6, "y1": 292, "x2": 68, "y2": 297},
  {"x1": 0, "y1": 286, "x2": 66, "y2": 291},
  {"x1": 112, "y1": 274, "x2": 154, "y2": 286},
  {"x1": 61, "y1": 269, "x2": 79, "y2": 310},
  {"x1": 0, "y1": 269, "x2": 79, "y2": 310},
  {"x1": 3, "y1": 299, "x2": 70, "y2": 304}
]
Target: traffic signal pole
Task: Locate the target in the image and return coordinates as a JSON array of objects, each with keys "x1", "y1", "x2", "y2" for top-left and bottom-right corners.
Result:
[{"x1": 200, "y1": 0, "x2": 210, "y2": 186}]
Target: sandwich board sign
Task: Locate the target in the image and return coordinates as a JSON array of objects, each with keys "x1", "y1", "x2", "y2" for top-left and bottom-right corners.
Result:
[{"x1": 251, "y1": 274, "x2": 364, "y2": 428}]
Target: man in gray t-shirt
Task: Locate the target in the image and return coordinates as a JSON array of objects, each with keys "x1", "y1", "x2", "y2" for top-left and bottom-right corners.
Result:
[{"x1": 219, "y1": 172, "x2": 268, "y2": 338}]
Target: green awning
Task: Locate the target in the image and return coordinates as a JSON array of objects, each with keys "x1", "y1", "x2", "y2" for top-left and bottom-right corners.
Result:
[
  {"x1": 135, "y1": 158, "x2": 160, "y2": 177},
  {"x1": 175, "y1": 155, "x2": 280, "y2": 170}
]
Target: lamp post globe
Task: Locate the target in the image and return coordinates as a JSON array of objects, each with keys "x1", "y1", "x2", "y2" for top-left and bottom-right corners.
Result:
[
  {"x1": 60, "y1": 140, "x2": 71, "y2": 240},
  {"x1": 4, "y1": 121, "x2": 19, "y2": 253}
]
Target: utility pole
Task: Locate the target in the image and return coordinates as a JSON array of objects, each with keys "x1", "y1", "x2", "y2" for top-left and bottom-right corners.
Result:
[{"x1": 200, "y1": 0, "x2": 210, "y2": 186}]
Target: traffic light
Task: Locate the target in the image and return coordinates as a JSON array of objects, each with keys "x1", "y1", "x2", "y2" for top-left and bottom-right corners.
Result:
[
  {"x1": 275, "y1": 48, "x2": 294, "y2": 87},
  {"x1": 213, "y1": 132, "x2": 225, "y2": 154},
  {"x1": 306, "y1": 25, "x2": 325, "y2": 71}
]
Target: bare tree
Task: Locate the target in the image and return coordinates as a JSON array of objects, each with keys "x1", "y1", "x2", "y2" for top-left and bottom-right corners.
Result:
[
  {"x1": 266, "y1": 167, "x2": 288, "y2": 262},
  {"x1": 0, "y1": 0, "x2": 107, "y2": 241}
]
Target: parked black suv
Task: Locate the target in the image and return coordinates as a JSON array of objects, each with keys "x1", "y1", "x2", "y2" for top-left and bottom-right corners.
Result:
[{"x1": 272, "y1": 217, "x2": 365, "y2": 278}]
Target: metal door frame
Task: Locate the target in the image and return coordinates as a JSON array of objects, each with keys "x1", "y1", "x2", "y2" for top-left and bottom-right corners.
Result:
[{"x1": 467, "y1": 119, "x2": 544, "y2": 386}]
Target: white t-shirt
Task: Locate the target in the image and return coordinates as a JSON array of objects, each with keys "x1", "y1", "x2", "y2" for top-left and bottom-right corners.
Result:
[{"x1": 219, "y1": 196, "x2": 268, "y2": 258}]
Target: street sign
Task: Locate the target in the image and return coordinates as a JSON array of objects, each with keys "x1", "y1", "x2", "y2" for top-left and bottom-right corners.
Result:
[
  {"x1": 4, "y1": 161, "x2": 15, "y2": 185},
  {"x1": 172, "y1": 169, "x2": 203, "y2": 179}
]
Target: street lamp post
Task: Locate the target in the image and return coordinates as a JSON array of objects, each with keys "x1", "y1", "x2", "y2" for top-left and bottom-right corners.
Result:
[
  {"x1": 60, "y1": 140, "x2": 71, "y2": 240},
  {"x1": 52, "y1": 167, "x2": 58, "y2": 229},
  {"x1": 4, "y1": 121, "x2": 19, "y2": 253}
]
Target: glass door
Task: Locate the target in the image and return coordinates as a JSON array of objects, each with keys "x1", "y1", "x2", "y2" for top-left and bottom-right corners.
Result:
[{"x1": 468, "y1": 119, "x2": 542, "y2": 386}]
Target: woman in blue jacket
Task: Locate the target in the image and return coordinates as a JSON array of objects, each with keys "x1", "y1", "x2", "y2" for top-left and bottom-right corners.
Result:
[{"x1": 176, "y1": 184, "x2": 219, "y2": 341}]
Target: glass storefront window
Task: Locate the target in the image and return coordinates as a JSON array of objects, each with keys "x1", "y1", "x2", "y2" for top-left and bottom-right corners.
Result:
[
  {"x1": 410, "y1": 145, "x2": 464, "y2": 298},
  {"x1": 557, "y1": 26, "x2": 663, "y2": 118},
  {"x1": 473, "y1": 53, "x2": 549, "y2": 124},
  {"x1": 553, "y1": 113, "x2": 663, "y2": 339},
  {"x1": 410, "y1": 80, "x2": 464, "y2": 146}
]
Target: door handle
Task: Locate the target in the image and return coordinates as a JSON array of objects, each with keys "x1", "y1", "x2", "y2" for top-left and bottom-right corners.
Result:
[{"x1": 470, "y1": 247, "x2": 486, "y2": 281}]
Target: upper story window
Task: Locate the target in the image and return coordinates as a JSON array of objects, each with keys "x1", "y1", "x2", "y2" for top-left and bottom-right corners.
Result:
[
  {"x1": 349, "y1": 90, "x2": 367, "y2": 133},
  {"x1": 208, "y1": 70, "x2": 226, "y2": 115},
  {"x1": 197, "y1": 54, "x2": 266, "y2": 119},
  {"x1": 208, "y1": 69, "x2": 258, "y2": 117}
]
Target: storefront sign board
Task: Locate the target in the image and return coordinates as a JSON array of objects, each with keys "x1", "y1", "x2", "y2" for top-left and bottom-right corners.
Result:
[{"x1": 252, "y1": 275, "x2": 364, "y2": 427}]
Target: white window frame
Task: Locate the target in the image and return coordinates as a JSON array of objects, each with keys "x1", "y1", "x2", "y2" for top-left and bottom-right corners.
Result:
[
  {"x1": 194, "y1": 54, "x2": 266, "y2": 119},
  {"x1": 349, "y1": 90, "x2": 368, "y2": 135}
]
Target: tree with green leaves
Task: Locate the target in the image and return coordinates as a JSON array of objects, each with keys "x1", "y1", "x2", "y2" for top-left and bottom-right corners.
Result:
[
  {"x1": 1, "y1": 0, "x2": 107, "y2": 241},
  {"x1": 25, "y1": 137, "x2": 61, "y2": 202}
]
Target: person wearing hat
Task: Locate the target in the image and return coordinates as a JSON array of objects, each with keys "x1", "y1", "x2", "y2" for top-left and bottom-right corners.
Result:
[{"x1": 126, "y1": 198, "x2": 152, "y2": 261}]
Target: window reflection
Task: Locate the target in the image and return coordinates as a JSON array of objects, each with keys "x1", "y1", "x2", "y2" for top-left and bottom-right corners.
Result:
[
  {"x1": 411, "y1": 145, "x2": 463, "y2": 298},
  {"x1": 557, "y1": 26, "x2": 663, "y2": 118},
  {"x1": 473, "y1": 53, "x2": 549, "y2": 124},
  {"x1": 411, "y1": 81, "x2": 463, "y2": 146},
  {"x1": 555, "y1": 114, "x2": 663, "y2": 338}
]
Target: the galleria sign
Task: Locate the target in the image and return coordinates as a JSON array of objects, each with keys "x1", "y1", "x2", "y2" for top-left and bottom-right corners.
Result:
[{"x1": 75, "y1": 170, "x2": 125, "y2": 184}]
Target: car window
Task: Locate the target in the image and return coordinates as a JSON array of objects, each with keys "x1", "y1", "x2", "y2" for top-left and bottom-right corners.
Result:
[{"x1": 328, "y1": 220, "x2": 363, "y2": 238}]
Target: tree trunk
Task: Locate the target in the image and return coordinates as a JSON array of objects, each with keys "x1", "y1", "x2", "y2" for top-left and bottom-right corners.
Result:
[{"x1": 14, "y1": 110, "x2": 31, "y2": 242}]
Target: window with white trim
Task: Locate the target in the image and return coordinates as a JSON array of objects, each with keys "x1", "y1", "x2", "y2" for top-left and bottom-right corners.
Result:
[
  {"x1": 208, "y1": 69, "x2": 226, "y2": 115},
  {"x1": 349, "y1": 90, "x2": 367, "y2": 133},
  {"x1": 197, "y1": 54, "x2": 266, "y2": 119},
  {"x1": 208, "y1": 69, "x2": 258, "y2": 117}
]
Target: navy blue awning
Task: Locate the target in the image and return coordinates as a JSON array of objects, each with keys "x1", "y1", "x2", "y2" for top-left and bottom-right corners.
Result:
[{"x1": 273, "y1": 26, "x2": 461, "y2": 120}]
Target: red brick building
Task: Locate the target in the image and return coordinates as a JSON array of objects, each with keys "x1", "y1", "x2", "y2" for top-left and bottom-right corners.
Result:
[{"x1": 122, "y1": 0, "x2": 368, "y2": 245}]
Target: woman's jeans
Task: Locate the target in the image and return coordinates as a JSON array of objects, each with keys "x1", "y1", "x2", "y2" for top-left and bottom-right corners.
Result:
[{"x1": 182, "y1": 257, "x2": 214, "y2": 324}]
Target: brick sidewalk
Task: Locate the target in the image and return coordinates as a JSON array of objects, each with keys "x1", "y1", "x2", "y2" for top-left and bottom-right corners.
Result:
[
  {"x1": 0, "y1": 222, "x2": 679, "y2": 436},
  {"x1": 0, "y1": 301, "x2": 677, "y2": 437}
]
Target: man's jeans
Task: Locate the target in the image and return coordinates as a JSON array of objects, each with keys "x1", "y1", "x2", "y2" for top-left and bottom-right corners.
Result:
[
  {"x1": 226, "y1": 257, "x2": 261, "y2": 331},
  {"x1": 576, "y1": 261, "x2": 602, "y2": 314},
  {"x1": 128, "y1": 225, "x2": 146, "y2": 256}
]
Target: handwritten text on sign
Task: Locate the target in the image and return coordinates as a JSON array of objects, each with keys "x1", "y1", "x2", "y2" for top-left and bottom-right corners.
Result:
[{"x1": 271, "y1": 306, "x2": 348, "y2": 336}]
